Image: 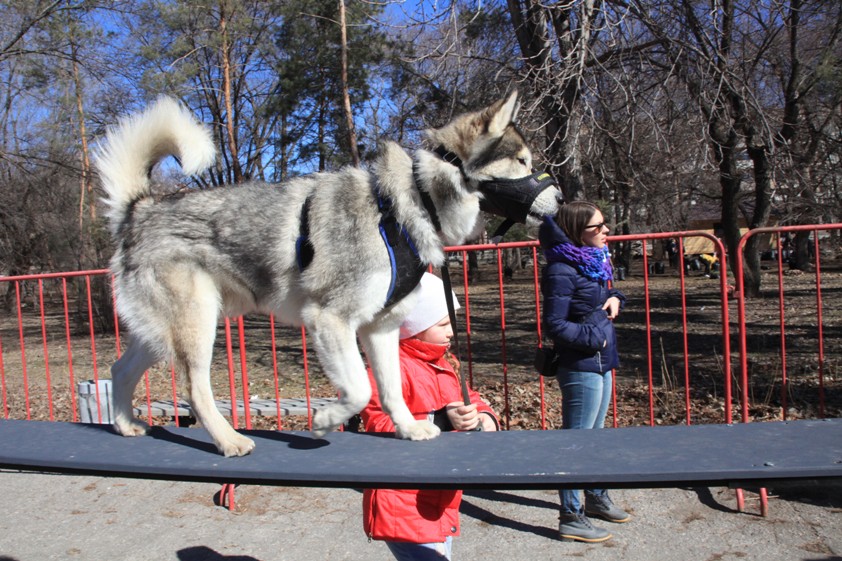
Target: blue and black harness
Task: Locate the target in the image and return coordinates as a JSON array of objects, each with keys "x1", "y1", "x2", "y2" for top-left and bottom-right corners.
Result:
[{"x1": 295, "y1": 188, "x2": 428, "y2": 309}]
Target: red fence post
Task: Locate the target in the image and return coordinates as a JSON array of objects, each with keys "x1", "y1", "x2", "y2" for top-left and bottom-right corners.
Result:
[
  {"x1": 736, "y1": 223, "x2": 841, "y2": 422},
  {"x1": 0, "y1": 327, "x2": 7, "y2": 419}
]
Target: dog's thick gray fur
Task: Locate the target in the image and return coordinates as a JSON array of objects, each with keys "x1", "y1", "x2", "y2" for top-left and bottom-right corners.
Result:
[{"x1": 97, "y1": 91, "x2": 558, "y2": 456}]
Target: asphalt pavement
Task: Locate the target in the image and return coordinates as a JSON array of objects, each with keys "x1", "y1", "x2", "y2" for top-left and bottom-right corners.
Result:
[{"x1": 1, "y1": 470, "x2": 840, "y2": 561}]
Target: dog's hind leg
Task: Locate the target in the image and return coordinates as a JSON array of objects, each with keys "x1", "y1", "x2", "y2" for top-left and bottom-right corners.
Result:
[
  {"x1": 111, "y1": 338, "x2": 159, "y2": 437},
  {"x1": 358, "y1": 326, "x2": 441, "y2": 441},
  {"x1": 170, "y1": 277, "x2": 256, "y2": 457},
  {"x1": 179, "y1": 345, "x2": 256, "y2": 457},
  {"x1": 308, "y1": 313, "x2": 375, "y2": 439}
]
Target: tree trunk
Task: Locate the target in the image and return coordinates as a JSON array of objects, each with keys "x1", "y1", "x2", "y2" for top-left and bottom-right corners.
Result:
[
  {"x1": 318, "y1": 93, "x2": 327, "y2": 172},
  {"x1": 71, "y1": 45, "x2": 93, "y2": 230},
  {"x1": 338, "y1": 0, "x2": 359, "y2": 167},
  {"x1": 506, "y1": 0, "x2": 586, "y2": 200},
  {"x1": 467, "y1": 251, "x2": 479, "y2": 284},
  {"x1": 219, "y1": 5, "x2": 243, "y2": 183},
  {"x1": 718, "y1": 154, "x2": 743, "y2": 288},
  {"x1": 741, "y1": 145, "x2": 774, "y2": 297},
  {"x1": 69, "y1": 28, "x2": 106, "y2": 275},
  {"x1": 792, "y1": 231, "x2": 813, "y2": 270}
]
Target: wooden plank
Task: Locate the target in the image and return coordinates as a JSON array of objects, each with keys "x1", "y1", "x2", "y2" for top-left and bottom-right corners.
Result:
[
  {"x1": 132, "y1": 397, "x2": 336, "y2": 418},
  {"x1": 1, "y1": 419, "x2": 840, "y2": 490}
]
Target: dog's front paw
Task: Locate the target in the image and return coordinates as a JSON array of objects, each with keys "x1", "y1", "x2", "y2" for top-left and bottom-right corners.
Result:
[
  {"x1": 311, "y1": 412, "x2": 336, "y2": 439},
  {"x1": 396, "y1": 420, "x2": 441, "y2": 441},
  {"x1": 218, "y1": 433, "x2": 256, "y2": 457},
  {"x1": 113, "y1": 417, "x2": 149, "y2": 437}
]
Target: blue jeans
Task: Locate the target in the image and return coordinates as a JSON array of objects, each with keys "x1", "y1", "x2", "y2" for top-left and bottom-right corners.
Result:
[
  {"x1": 556, "y1": 369, "x2": 613, "y2": 515},
  {"x1": 386, "y1": 537, "x2": 452, "y2": 560}
]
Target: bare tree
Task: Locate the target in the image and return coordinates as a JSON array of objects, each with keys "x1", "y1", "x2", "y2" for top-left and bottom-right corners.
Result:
[
  {"x1": 123, "y1": 0, "x2": 286, "y2": 184},
  {"x1": 218, "y1": 2, "x2": 244, "y2": 183},
  {"x1": 628, "y1": 0, "x2": 842, "y2": 296},
  {"x1": 506, "y1": 0, "x2": 595, "y2": 202},
  {"x1": 2, "y1": 0, "x2": 838, "y2": 289},
  {"x1": 0, "y1": 1, "x2": 109, "y2": 277},
  {"x1": 338, "y1": 0, "x2": 360, "y2": 167}
]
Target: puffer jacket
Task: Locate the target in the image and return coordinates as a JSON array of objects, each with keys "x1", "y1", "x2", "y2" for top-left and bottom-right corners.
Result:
[
  {"x1": 361, "y1": 338, "x2": 497, "y2": 544},
  {"x1": 539, "y1": 217, "x2": 625, "y2": 374}
]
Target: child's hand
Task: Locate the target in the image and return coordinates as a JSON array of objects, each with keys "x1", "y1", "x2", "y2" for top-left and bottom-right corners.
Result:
[{"x1": 445, "y1": 402, "x2": 481, "y2": 431}]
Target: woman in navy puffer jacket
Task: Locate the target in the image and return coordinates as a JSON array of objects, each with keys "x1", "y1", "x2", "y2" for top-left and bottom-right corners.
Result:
[{"x1": 539, "y1": 201, "x2": 631, "y2": 544}]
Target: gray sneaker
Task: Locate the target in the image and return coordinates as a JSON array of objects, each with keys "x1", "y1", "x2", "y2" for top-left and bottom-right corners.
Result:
[
  {"x1": 558, "y1": 512, "x2": 612, "y2": 543},
  {"x1": 585, "y1": 493, "x2": 631, "y2": 523}
]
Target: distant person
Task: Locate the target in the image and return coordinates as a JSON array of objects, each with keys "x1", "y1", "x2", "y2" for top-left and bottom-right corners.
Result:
[
  {"x1": 666, "y1": 238, "x2": 679, "y2": 268},
  {"x1": 361, "y1": 272, "x2": 499, "y2": 560},
  {"x1": 699, "y1": 253, "x2": 718, "y2": 278},
  {"x1": 781, "y1": 232, "x2": 793, "y2": 263},
  {"x1": 539, "y1": 202, "x2": 631, "y2": 543}
]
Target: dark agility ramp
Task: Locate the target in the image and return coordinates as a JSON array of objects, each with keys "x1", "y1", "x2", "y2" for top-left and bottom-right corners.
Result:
[{"x1": 1, "y1": 418, "x2": 840, "y2": 489}]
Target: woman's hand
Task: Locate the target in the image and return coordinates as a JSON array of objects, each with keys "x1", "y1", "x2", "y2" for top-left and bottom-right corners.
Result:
[{"x1": 603, "y1": 296, "x2": 621, "y2": 320}]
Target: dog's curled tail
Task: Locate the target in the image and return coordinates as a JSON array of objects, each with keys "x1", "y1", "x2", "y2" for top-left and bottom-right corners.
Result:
[{"x1": 96, "y1": 96, "x2": 216, "y2": 231}]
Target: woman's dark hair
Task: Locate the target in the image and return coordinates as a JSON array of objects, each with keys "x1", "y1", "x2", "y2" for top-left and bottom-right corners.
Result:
[{"x1": 555, "y1": 201, "x2": 600, "y2": 246}]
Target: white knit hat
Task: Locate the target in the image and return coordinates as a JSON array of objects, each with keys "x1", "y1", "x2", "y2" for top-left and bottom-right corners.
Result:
[{"x1": 399, "y1": 272, "x2": 461, "y2": 339}]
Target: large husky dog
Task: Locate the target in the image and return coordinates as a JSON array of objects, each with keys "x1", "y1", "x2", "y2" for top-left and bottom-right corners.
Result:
[{"x1": 97, "y1": 91, "x2": 559, "y2": 456}]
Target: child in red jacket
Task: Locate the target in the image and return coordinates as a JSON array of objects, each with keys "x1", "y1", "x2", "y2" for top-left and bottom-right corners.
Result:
[{"x1": 361, "y1": 272, "x2": 498, "y2": 561}]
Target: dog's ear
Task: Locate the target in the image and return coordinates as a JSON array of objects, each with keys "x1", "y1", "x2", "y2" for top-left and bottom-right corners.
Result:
[{"x1": 485, "y1": 90, "x2": 519, "y2": 137}]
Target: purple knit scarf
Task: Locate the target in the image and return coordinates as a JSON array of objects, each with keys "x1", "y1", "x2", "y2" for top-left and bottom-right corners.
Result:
[{"x1": 545, "y1": 242, "x2": 613, "y2": 282}]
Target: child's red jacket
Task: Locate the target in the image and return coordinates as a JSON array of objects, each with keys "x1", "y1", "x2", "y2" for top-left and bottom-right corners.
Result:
[{"x1": 361, "y1": 338, "x2": 497, "y2": 543}]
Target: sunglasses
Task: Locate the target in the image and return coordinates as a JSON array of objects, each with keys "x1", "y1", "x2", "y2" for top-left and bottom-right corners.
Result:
[{"x1": 583, "y1": 222, "x2": 610, "y2": 232}]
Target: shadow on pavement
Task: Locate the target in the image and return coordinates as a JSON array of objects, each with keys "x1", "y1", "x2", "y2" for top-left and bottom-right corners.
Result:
[{"x1": 178, "y1": 546, "x2": 260, "y2": 561}]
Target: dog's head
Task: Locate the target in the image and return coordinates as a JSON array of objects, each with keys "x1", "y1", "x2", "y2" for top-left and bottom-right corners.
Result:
[{"x1": 425, "y1": 91, "x2": 562, "y2": 233}]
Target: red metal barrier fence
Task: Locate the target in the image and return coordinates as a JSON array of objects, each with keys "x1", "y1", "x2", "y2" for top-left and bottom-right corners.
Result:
[
  {"x1": 2, "y1": 226, "x2": 839, "y2": 514},
  {"x1": 735, "y1": 224, "x2": 842, "y2": 423},
  {"x1": 3, "y1": 226, "x2": 838, "y2": 434}
]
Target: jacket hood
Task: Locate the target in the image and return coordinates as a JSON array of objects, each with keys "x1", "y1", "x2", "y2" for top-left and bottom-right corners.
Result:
[{"x1": 539, "y1": 215, "x2": 573, "y2": 249}]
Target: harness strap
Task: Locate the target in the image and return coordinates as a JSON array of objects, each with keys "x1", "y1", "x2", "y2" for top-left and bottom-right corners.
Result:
[
  {"x1": 422, "y1": 149, "x2": 479, "y2": 415},
  {"x1": 293, "y1": 164, "x2": 476, "y2": 417},
  {"x1": 433, "y1": 145, "x2": 468, "y2": 180},
  {"x1": 376, "y1": 193, "x2": 427, "y2": 308},
  {"x1": 489, "y1": 218, "x2": 516, "y2": 243},
  {"x1": 295, "y1": 188, "x2": 425, "y2": 309},
  {"x1": 412, "y1": 162, "x2": 442, "y2": 233},
  {"x1": 439, "y1": 264, "x2": 479, "y2": 426},
  {"x1": 295, "y1": 196, "x2": 315, "y2": 271}
]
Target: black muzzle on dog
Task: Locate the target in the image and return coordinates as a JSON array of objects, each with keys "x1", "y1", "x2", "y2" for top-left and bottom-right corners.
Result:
[
  {"x1": 432, "y1": 145, "x2": 562, "y2": 240},
  {"x1": 477, "y1": 171, "x2": 559, "y2": 224}
]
